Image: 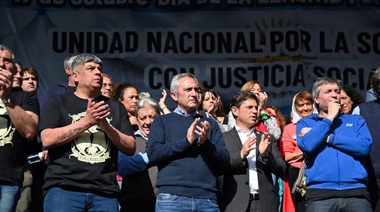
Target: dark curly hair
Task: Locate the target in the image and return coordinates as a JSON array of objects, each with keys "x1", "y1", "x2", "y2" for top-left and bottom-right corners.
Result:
[{"x1": 341, "y1": 84, "x2": 364, "y2": 112}]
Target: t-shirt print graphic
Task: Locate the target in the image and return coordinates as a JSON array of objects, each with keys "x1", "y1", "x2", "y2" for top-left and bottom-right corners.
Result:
[
  {"x1": 0, "y1": 101, "x2": 15, "y2": 146},
  {"x1": 68, "y1": 111, "x2": 112, "y2": 164}
]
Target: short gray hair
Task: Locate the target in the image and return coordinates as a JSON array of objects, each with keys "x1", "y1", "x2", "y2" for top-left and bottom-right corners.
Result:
[
  {"x1": 170, "y1": 73, "x2": 198, "y2": 95},
  {"x1": 0, "y1": 44, "x2": 15, "y2": 60},
  {"x1": 134, "y1": 96, "x2": 160, "y2": 117},
  {"x1": 311, "y1": 77, "x2": 341, "y2": 99},
  {"x1": 71, "y1": 53, "x2": 102, "y2": 72},
  {"x1": 102, "y1": 73, "x2": 112, "y2": 81},
  {"x1": 63, "y1": 54, "x2": 77, "y2": 70}
]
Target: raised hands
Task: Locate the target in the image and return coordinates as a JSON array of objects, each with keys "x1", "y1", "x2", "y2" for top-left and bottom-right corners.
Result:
[
  {"x1": 241, "y1": 135, "x2": 257, "y2": 159},
  {"x1": 257, "y1": 91, "x2": 268, "y2": 110},
  {"x1": 84, "y1": 99, "x2": 110, "y2": 129},
  {"x1": 0, "y1": 66, "x2": 14, "y2": 100},
  {"x1": 326, "y1": 100, "x2": 340, "y2": 121},
  {"x1": 159, "y1": 89, "x2": 168, "y2": 109},
  {"x1": 258, "y1": 132, "x2": 271, "y2": 157},
  {"x1": 187, "y1": 118, "x2": 210, "y2": 145}
]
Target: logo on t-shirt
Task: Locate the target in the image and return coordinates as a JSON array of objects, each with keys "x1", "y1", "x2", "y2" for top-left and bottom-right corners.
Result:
[
  {"x1": 68, "y1": 111, "x2": 112, "y2": 164},
  {"x1": 0, "y1": 103, "x2": 15, "y2": 146}
]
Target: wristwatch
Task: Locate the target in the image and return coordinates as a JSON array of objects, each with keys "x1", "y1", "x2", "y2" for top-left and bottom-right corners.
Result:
[{"x1": 2, "y1": 97, "x2": 15, "y2": 107}]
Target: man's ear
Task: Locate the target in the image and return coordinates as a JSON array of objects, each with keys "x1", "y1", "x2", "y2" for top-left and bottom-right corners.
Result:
[
  {"x1": 170, "y1": 91, "x2": 178, "y2": 102},
  {"x1": 72, "y1": 71, "x2": 79, "y2": 84},
  {"x1": 231, "y1": 106, "x2": 238, "y2": 117},
  {"x1": 314, "y1": 96, "x2": 320, "y2": 105},
  {"x1": 65, "y1": 67, "x2": 73, "y2": 76}
]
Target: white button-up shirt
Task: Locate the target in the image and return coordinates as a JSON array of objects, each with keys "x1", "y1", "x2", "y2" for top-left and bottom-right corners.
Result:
[{"x1": 236, "y1": 125, "x2": 259, "y2": 194}]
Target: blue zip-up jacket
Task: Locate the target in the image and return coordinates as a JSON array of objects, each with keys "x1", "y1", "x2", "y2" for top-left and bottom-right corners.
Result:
[{"x1": 296, "y1": 113, "x2": 372, "y2": 190}]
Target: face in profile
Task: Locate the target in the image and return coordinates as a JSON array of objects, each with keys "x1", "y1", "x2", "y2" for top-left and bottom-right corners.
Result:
[
  {"x1": 13, "y1": 63, "x2": 22, "y2": 88},
  {"x1": 340, "y1": 90, "x2": 353, "y2": 114}
]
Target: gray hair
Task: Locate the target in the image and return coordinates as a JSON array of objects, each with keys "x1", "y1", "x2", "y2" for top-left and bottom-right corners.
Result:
[
  {"x1": 170, "y1": 73, "x2": 198, "y2": 95},
  {"x1": 0, "y1": 44, "x2": 15, "y2": 60},
  {"x1": 311, "y1": 77, "x2": 341, "y2": 99},
  {"x1": 134, "y1": 96, "x2": 160, "y2": 117},
  {"x1": 71, "y1": 53, "x2": 102, "y2": 72},
  {"x1": 63, "y1": 54, "x2": 77, "y2": 70},
  {"x1": 102, "y1": 73, "x2": 112, "y2": 81}
]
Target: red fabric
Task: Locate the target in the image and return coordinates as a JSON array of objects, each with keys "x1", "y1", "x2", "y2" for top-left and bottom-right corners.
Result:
[
  {"x1": 280, "y1": 123, "x2": 304, "y2": 212},
  {"x1": 281, "y1": 123, "x2": 303, "y2": 169},
  {"x1": 282, "y1": 175, "x2": 296, "y2": 212}
]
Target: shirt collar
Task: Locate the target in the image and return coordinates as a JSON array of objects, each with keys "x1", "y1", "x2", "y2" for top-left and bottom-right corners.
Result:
[
  {"x1": 174, "y1": 107, "x2": 198, "y2": 117},
  {"x1": 135, "y1": 130, "x2": 148, "y2": 141},
  {"x1": 235, "y1": 125, "x2": 256, "y2": 136}
]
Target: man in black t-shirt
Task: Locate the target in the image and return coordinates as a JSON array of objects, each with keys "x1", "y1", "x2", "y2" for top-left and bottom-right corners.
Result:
[
  {"x1": 39, "y1": 53, "x2": 135, "y2": 212},
  {"x1": 0, "y1": 45, "x2": 40, "y2": 212}
]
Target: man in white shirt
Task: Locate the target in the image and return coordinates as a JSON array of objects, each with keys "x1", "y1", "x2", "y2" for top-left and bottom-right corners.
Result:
[{"x1": 219, "y1": 91, "x2": 286, "y2": 212}]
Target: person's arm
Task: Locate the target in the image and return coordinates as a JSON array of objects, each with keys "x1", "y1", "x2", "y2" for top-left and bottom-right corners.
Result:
[
  {"x1": 281, "y1": 124, "x2": 303, "y2": 163},
  {"x1": 258, "y1": 133, "x2": 287, "y2": 177},
  {"x1": 325, "y1": 116, "x2": 371, "y2": 157},
  {"x1": 4, "y1": 99, "x2": 39, "y2": 139},
  {"x1": 198, "y1": 120, "x2": 230, "y2": 172},
  {"x1": 159, "y1": 89, "x2": 171, "y2": 114},
  {"x1": 0, "y1": 69, "x2": 39, "y2": 139},
  {"x1": 297, "y1": 101, "x2": 340, "y2": 154},
  {"x1": 98, "y1": 118, "x2": 135, "y2": 156},
  {"x1": 41, "y1": 99, "x2": 99, "y2": 149},
  {"x1": 118, "y1": 151, "x2": 149, "y2": 176},
  {"x1": 222, "y1": 130, "x2": 246, "y2": 171},
  {"x1": 296, "y1": 118, "x2": 329, "y2": 154}
]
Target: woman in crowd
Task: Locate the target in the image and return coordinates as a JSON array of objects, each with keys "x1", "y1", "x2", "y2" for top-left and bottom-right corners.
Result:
[
  {"x1": 198, "y1": 88, "x2": 227, "y2": 132},
  {"x1": 112, "y1": 82, "x2": 140, "y2": 132},
  {"x1": 340, "y1": 84, "x2": 364, "y2": 114},
  {"x1": 280, "y1": 91, "x2": 317, "y2": 212},
  {"x1": 198, "y1": 89, "x2": 226, "y2": 122}
]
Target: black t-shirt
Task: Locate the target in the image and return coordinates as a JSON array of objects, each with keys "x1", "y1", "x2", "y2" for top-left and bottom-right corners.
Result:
[
  {"x1": 39, "y1": 93, "x2": 133, "y2": 196},
  {"x1": 0, "y1": 90, "x2": 40, "y2": 186}
]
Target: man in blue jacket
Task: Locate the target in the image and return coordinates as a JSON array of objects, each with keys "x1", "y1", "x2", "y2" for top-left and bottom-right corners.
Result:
[
  {"x1": 147, "y1": 73, "x2": 230, "y2": 211},
  {"x1": 297, "y1": 77, "x2": 372, "y2": 212}
]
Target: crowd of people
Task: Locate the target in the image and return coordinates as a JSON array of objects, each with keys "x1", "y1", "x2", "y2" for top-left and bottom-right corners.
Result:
[{"x1": 1, "y1": 43, "x2": 380, "y2": 212}]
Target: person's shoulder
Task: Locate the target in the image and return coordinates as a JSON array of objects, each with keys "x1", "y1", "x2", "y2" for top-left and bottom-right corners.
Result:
[
  {"x1": 222, "y1": 126, "x2": 236, "y2": 135},
  {"x1": 284, "y1": 123, "x2": 296, "y2": 130},
  {"x1": 46, "y1": 83, "x2": 68, "y2": 90},
  {"x1": 300, "y1": 113, "x2": 318, "y2": 121},
  {"x1": 13, "y1": 89, "x2": 37, "y2": 100},
  {"x1": 42, "y1": 83, "x2": 71, "y2": 97},
  {"x1": 339, "y1": 113, "x2": 365, "y2": 122}
]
